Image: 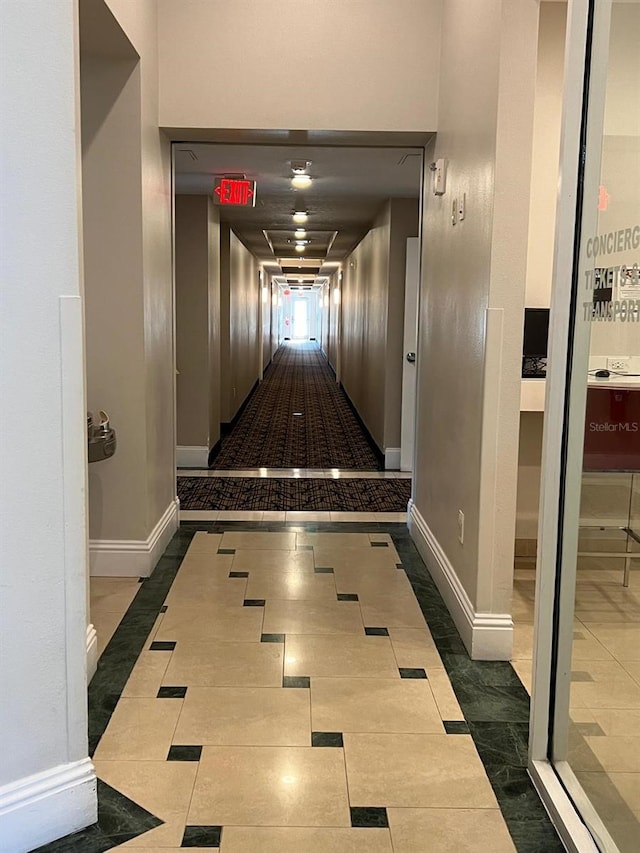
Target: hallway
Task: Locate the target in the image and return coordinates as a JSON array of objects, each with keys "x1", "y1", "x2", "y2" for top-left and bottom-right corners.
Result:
[{"x1": 39, "y1": 523, "x2": 563, "y2": 853}]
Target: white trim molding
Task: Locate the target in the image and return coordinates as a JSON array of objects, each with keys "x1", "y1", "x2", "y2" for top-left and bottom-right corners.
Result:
[
  {"x1": 86, "y1": 623, "x2": 98, "y2": 682},
  {"x1": 384, "y1": 447, "x2": 401, "y2": 470},
  {"x1": 0, "y1": 758, "x2": 96, "y2": 853},
  {"x1": 90, "y1": 498, "x2": 179, "y2": 577},
  {"x1": 408, "y1": 501, "x2": 513, "y2": 660},
  {"x1": 176, "y1": 445, "x2": 209, "y2": 468}
]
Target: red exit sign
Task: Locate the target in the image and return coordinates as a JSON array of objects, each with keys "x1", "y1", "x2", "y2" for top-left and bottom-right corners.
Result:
[{"x1": 213, "y1": 177, "x2": 256, "y2": 206}]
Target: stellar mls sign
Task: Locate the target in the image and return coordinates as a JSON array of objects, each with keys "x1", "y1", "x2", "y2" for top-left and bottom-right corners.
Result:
[{"x1": 213, "y1": 177, "x2": 256, "y2": 207}]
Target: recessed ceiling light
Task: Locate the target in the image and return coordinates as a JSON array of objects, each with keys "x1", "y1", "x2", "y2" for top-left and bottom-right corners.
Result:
[
  {"x1": 291, "y1": 159, "x2": 312, "y2": 174},
  {"x1": 293, "y1": 211, "x2": 308, "y2": 223},
  {"x1": 295, "y1": 244, "x2": 305, "y2": 253},
  {"x1": 294, "y1": 229, "x2": 307, "y2": 238},
  {"x1": 291, "y1": 175, "x2": 312, "y2": 189}
]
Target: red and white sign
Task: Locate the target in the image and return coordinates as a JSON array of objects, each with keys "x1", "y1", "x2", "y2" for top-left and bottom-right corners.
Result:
[{"x1": 213, "y1": 177, "x2": 256, "y2": 207}]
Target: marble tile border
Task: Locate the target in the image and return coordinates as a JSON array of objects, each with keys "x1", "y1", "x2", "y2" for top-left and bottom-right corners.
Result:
[{"x1": 51, "y1": 519, "x2": 563, "y2": 853}]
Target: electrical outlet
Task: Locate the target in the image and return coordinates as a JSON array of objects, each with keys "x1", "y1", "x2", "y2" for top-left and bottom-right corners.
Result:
[
  {"x1": 457, "y1": 510, "x2": 464, "y2": 545},
  {"x1": 607, "y1": 357, "x2": 630, "y2": 373}
]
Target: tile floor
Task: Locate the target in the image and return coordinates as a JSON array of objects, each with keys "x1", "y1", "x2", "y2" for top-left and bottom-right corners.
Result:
[
  {"x1": 512, "y1": 557, "x2": 640, "y2": 852},
  {"x1": 72, "y1": 523, "x2": 565, "y2": 852}
]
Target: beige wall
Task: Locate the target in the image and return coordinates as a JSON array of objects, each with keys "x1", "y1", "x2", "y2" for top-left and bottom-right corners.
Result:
[
  {"x1": 341, "y1": 199, "x2": 418, "y2": 454},
  {"x1": 157, "y1": 0, "x2": 442, "y2": 134},
  {"x1": 83, "y1": 0, "x2": 175, "y2": 549},
  {"x1": 175, "y1": 195, "x2": 221, "y2": 450},
  {"x1": 386, "y1": 199, "x2": 420, "y2": 448},
  {"x1": 220, "y1": 228, "x2": 261, "y2": 422},
  {"x1": 413, "y1": 0, "x2": 538, "y2": 636}
]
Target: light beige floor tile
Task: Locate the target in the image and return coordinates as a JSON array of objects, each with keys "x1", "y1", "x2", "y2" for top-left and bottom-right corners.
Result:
[
  {"x1": 188, "y1": 746, "x2": 351, "y2": 826},
  {"x1": 360, "y1": 593, "x2": 426, "y2": 629},
  {"x1": 590, "y1": 708, "x2": 640, "y2": 736},
  {"x1": 173, "y1": 686, "x2": 311, "y2": 746},
  {"x1": 179, "y1": 510, "x2": 219, "y2": 521},
  {"x1": 511, "y1": 623, "x2": 534, "y2": 660},
  {"x1": 577, "y1": 770, "x2": 640, "y2": 817},
  {"x1": 582, "y1": 623, "x2": 640, "y2": 660},
  {"x1": 583, "y1": 736, "x2": 640, "y2": 772},
  {"x1": 333, "y1": 566, "x2": 411, "y2": 596},
  {"x1": 90, "y1": 577, "x2": 140, "y2": 612},
  {"x1": 511, "y1": 659, "x2": 532, "y2": 694},
  {"x1": 388, "y1": 627, "x2": 444, "y2": 671},
  {"x1": 344, "y1": 733, "x2": 498, "y2": 808},
  {"x1": 231, "y1": 549, "x2": 314, "y2": 573},
  {"x1": 570, "y1": 659, "x2": 634, "y2": 683},
  {"x1": 311, "y1": 677, "x2": 444, "y2": 734},
  {"x1": 284, "y1": 634, "x2": 400, "y2": 679},
  {"x1": 154, "y1": 603, "x2": 263, "y2": 643},
  {"x1": 143, "y1": 613, "x2": 165, "y2": 650},
  {"x1": 571, "y1": 676, "x2": 640, "y2": 710},
  {"x1": 577, "y1": 610, "x2": 640, "y2": 623},
  {"x1": 220, "y1": 531, "x2": 297, "y2": 550},
  {"x1": 165, "y1": 574, "x2": 246, "y2": 607},
  {"x1": 94, "y1": 698, "x2": 182, "y2": 760},
  {"x1": 263, "y1": 599, "x2": 364, "y2": 635},
  {"x1": 187, "y1": 532, "x2": 223, "y2": 554},
  {"x1": 121, "y1": 651, "x2": 172, "y2": 698},
  {"x1": 313, "y1": 548, "x2": 399, "y2": 571},
  {"x1": 94, "y1": 759, "x2": 196, "y2": 848},
  {"x1": 297, "y1": 533, "x2": 372, "y2": 548},
  {"x1": 217, "y1": 511, "x2": 265, "y2": 521},
  {"x1": 174, "y1": 553, "x2": 234, "y2": 573},
  {"x1": 219, "y1": 826, "x2": 393, "y2": 852},
  {"x1": 285, "y1": 511, "x2": 332, "y2": 522},
  {"x1": 622, "y1": 660, "x2": 640, "y2": 684},
  {"x1": 93, "y1": 609, "x2": 126, "y2": 657},
  {"x1": 388, "y1": 807, "x2": 515, "y2": 852},
  {"x1": 164, "y1": 641, "x2": 283, "y2": 688},
  {"x1": 426, "y1": 669, "x2": 464, "y2": 719},
  {"x1": 262, "y1": 511, "x2": 286, "y2": 521},
  {"x1": 571, "y1": 628, "x2": 615, "y2": 661},
  {"x1": 245, "y1": 572, "x2": 336, "y2": 601}
]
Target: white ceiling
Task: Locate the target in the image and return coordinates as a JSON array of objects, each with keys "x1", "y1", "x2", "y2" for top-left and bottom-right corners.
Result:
[{"x1": 174, "y1": 143, "x2": 424, "y2": 280}]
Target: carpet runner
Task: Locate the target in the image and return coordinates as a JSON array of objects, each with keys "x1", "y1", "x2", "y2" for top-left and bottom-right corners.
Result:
[
  {"x1": 209, "y1": 341, "x2": 382, "y2": 470},
  {"x1": 177, "y1": 476, "x2": 411, "y2": 513}
]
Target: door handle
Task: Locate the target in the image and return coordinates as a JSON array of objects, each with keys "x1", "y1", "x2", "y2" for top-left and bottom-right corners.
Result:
[{"x1": 406, "y1": 352, "x2": 416, "y2": 363}]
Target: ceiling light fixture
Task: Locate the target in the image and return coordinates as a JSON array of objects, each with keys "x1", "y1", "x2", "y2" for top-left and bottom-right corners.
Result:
[
  {"x1": 295, "y1": 244, "x2": 305, "y2": 253},
  {"x1": 291, "y1": 159, "x2": 312, "y2": 174},
  {"x1": 293, "y1": 211, "x2": 308, "y2": 223},
  {"x1": 291, "y1": 174, "x2": 312, "y2": 189},
  {"x1": 294, "y1": 229, "x2": 307, "y2": 238}
]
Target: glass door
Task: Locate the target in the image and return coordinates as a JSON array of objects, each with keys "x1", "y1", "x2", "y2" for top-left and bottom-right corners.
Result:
[{"x1": 530, "y1": 1, "x2": 639, "y2": 851}]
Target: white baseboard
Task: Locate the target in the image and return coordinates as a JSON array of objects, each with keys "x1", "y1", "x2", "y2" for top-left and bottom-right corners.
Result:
[
  {"x1": 0, "y1": 758, "x2": 96, "y2": 853},
  {"x1": 86, "y1": 623, "x2": 98, "y2": 681},
  {"x1": 408, "y1": 501, "x2": 513, "y2": 660},
  {"x1": 384, "y1": 447, "x2": 401, "y2": 470},
  {"x1": 176, "y1": 445, "x2": 209, "y2": 468},
  {"x1": 90, "y1": 498, "x2": 179, "y2": 577}
]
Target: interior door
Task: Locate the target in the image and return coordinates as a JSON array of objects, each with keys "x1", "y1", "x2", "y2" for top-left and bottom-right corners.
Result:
[{"x1": 400, "y1": 237, "x2": 420, "y2": 472}]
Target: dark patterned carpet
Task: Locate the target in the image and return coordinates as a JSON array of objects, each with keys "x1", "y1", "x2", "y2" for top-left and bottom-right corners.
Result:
[
  {"x1": 210, "y1": 341, "x2": 382, "y2": 470},
  {"x1": 178, "y1": 477, "x2": 411, "y2": 512}
]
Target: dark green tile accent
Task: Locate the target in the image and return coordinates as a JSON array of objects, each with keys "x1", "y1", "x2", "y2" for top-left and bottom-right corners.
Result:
[
  {"x1": 243, "y1": 599, "x2": 265, "y2": 607},
  {"x1": 396, "y1": 563, "x2": 404, "y2": 569},
  {"x1": 468, "y1": 722, "x2": 529, "y2": 767},
  {"x1": 364, "y1": 627, "x2": 389, "y2": 636},
  {"x1": 160, "y1": 605, "x2": 168, "y2": 613},
  {"x1": 443, "y1": 720, "x2": 470, "y2": 734},
  {"x1": 399, "y1": 667, "x2": 427, "y2": 679},
  {"x1": 312, "y1": 731, "x2": 344, "y2": 747},
  {"x1": 32, "y1": 780, "x2": 163, "y2": 852},
  {"x1": 350, "y1": 806, "x2": 389, "y2": 828},
  {"x1": 229, "y1": 571, "x2": 249, "y2": 578},
  {"x1": 571, "y1": 671, "x2": 594, "y2": 682},
  {"x1": 181, "y1": 824, "x2": 222, "y2": 847},
  {"x1": 261, "y1": 633, "x2": 285, "y2": 643},
  {"x1": 150, "y1": 641, "x2": 176, "y2": 651},
  {"x1": 314, "y1": 566, "x2": 334, "y2": 573},
  {"x1": 337, "y1": 593, "x2": 359, "y2": 601},
  {"x1": 138, "y1": 577, "x2": 145, "y2": 583},
  {"x1": 441, "y1": 653, "x2": 523, "y2": 688},
  {"x1": 454, "y1": 684, "x2": 530, "y2": 723},
  {"x1": 507, "y1": 821, "x2": 566, "y2": 853},
  {"x1": 168, "y1": 745, "x2": 202, "y2": 761},
  {"x1": 217, "y1": 548, "x2": 236, "y2": 555},
  {"x1": 370, "y1": 541, "x2": 389, "y2": 548},
  {"x1": 283, "y1": 675, "x2": 310, "y2": 688},
  {"x1": 157, "y1": 686, "x2": 187, "y2": 699}
]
